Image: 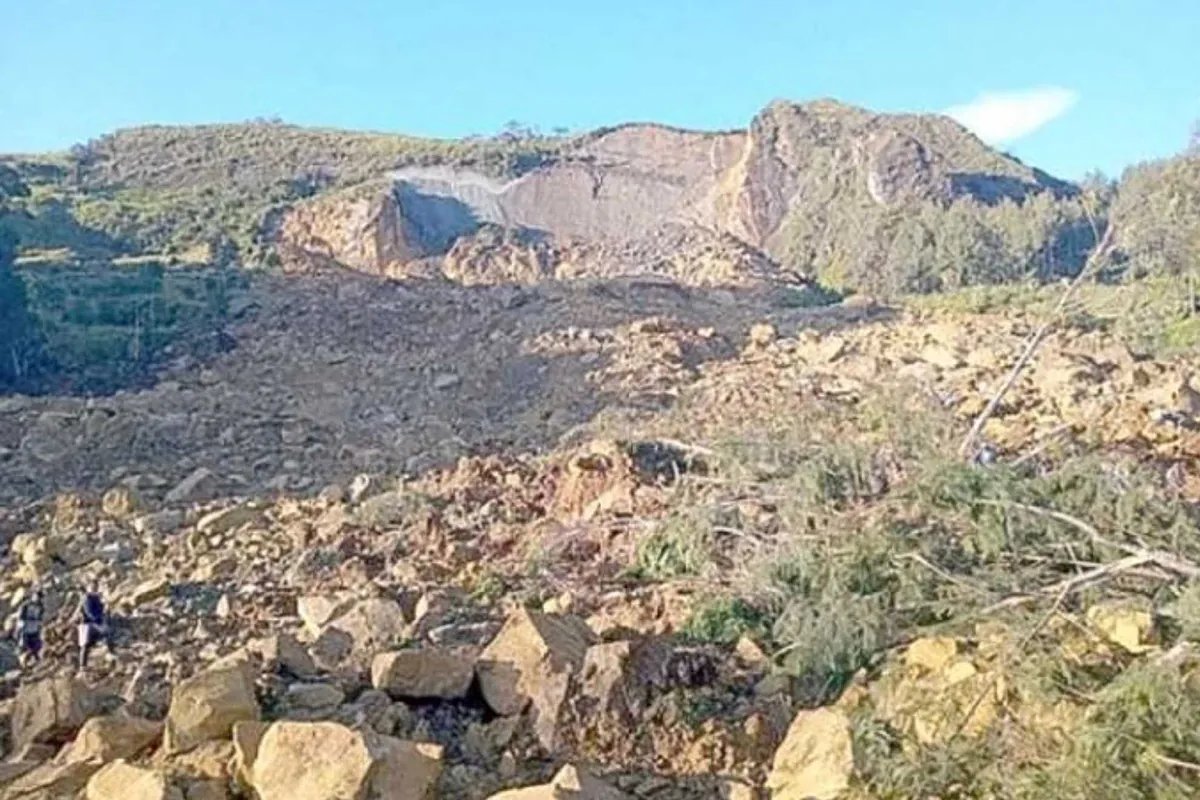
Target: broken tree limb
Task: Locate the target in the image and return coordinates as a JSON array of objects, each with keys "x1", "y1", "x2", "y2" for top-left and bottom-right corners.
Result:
[
  {"x1": 959, "y1": 222, "x2": 1117, "y2": 459},
  {"x1": 978, "y1": 499, "x2": 1200, "y2": 580}
]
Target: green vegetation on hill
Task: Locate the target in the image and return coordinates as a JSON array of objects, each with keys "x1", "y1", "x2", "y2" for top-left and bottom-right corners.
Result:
[
  {"x1": 0, "y1": 224, "x2": 44, "y2": 389},
  {"x1": 0, "y1": 170, "x2": 47, "y2": 390},
  {"x1": 1110, "y1": 153, "x2": 1200, "y2": 276},
  {"x1": 755, "y1": 101, "x2": 1099, "y2": 295},
  {"x1": 2, "y1": 105, "x2": 1198, "y2": 298},
  {"x1": 4, "y1": 121, "x2": 564, "y2": 261}
]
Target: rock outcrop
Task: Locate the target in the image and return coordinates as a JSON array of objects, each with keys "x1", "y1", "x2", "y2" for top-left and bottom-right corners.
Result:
[{"x1": 275, "y1": 100, "x2": 1076, "y2": 289}]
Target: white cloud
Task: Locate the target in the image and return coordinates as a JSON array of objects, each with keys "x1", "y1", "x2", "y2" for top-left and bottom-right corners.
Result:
[{"x1": 945, "y1": 87, "x2": 1078, "y2": 145}]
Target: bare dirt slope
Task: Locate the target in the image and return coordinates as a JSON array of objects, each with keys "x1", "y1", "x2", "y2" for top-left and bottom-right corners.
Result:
[
  {"x1": 0, "y1": 273, "x2": 876, "y2": 508},
  {"x1": 2, "y1": 270, "x2": 1200, "y2": 799}
]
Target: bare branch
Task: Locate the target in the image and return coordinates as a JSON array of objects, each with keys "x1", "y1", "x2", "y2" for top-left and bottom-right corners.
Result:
[{"x1": 959, "y1": 222, "x2": 1117, "y2": 458}]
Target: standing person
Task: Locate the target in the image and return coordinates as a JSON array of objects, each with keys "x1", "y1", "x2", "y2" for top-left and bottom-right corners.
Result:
[
  {"x1": 76, "y1": 584, "x2": 111, "y2": 669},
  {"x1": 12, "y1": 587, "x2": 45, "y2": 668}
]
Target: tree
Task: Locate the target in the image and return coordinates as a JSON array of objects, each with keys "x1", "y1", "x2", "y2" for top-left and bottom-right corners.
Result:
[
  {"x1": 1190, "y1": 120, "x2": 1200, "y2": 154},
  {"x1": 67, "y1": 141, "x2": 97, "y2": 187},
  {"x1": 0, "y1": 224, "x2": 44, "y2": 389}
]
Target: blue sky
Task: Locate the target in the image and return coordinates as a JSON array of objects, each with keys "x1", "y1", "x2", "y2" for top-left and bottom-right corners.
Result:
[{"x1": 2, "y1": 1, "x2": 1197, "y2": 179}]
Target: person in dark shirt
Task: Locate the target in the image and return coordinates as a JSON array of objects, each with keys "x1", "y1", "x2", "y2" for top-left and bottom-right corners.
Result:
[
  {"x1": 76, "y1": 584, "x2": 112, "y2": 669},
  {"x1": 13, "y1": 587, "x2": 45, "y2": 668}
]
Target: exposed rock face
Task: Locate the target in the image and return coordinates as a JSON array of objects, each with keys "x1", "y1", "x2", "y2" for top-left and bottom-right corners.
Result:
[
  {"x1": 249, "y1": 721, "x2": 443, "y2": 800},
  {"x1": 865, "y1": 129, "x2": 948, "y2": 206},
  {"x1": 278, "y1": 189, "x2": 422, "y2": 274},
  {"x1": 276, "y1": 100, "x2": 1069, "y2": 285}
]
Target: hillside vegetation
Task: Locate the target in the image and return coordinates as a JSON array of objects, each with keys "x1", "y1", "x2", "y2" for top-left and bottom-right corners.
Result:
[
  {"x1": 1111, "y1": 153, "x2": 1200, "y2": 276},
  {"x1": 2, "y1": 121, "x2": 562, "y2": 259},
  {"x1": 0, "y1": 103, "x2": 1197, "y2": 299}
]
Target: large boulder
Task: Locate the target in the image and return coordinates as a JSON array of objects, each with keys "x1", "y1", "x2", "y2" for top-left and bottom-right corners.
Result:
[
  {"x1": 58, "y1": 715, "x2": 163, "y2": 764},
  {"x1": 297, "y1": 595, "x2": 353, "y2": 638},
  {"x1": 86, "y1": 761, "x2": 181, "y2": 800},
  {"x1": 371, "y1": 649, "x2": 476, "y2": 700},
  {"x1": 578, "y1": 637, "x2": 675, "y2": 720},
  {"x1": 10, "y1": 675, "x2": 94, "y2": 750},
  {"x1": 163, "y1": 660, "x2": 260, "y2": 755},
  {"x1": 320, "y1": 598, "x2": 410, "y2": 661},
  {"x1": 765, "y1": 708, "x2": 854, "y2": 800},
  {"x1": 486, "y1": 765, "x2": 631, "y2": 800},
  {"x1": 249, "y1": 721, "x2": 442, "y2": 800},
  {"x1": 247, "y1": 633, "x2": 317, "y2": 679},
  {"x1": 477, "y1": 609, "x2": 596, "y2": 752}
]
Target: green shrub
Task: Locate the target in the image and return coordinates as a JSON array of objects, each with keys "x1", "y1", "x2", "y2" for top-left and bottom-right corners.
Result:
[{"x1": 683, "y1": 597, "x2": 769, "y2": 645}]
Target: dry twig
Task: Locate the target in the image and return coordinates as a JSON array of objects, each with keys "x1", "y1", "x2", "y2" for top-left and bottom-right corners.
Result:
[{"x1": 959, "y1": 223, "x2": 1117, "y2": 459}]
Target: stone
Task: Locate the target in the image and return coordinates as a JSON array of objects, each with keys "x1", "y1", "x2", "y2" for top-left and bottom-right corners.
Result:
[
  {"x1": 323, "y1": 598, "x2": 410, "y2": 657},
  {"x1": 165, "y1": 740, "x2": 235, "y2": 781},
  {"x1": 478, "y1": 609, "x2": 596, "y2": 753},
  {"x1": 477, "y1": 608, "x2": 596, "y2": 717},
  {"x1": 748, "y1": 323, "x2": 777, "y2": 348},
  {"x1": 371, "y1": 649, "x2": 476, "y2": 700},
  {"x1": 10, "y1": 675, "x2": 94, "y2": 749},
  {"x1": 247, "y1": 633, "x2": 317, "y2": 679},
  {"x1": 486, "y1": 764, "x2": 631, "y2": 799},
  {"x1": 58, "y1": 715, "x2": 163, "y2": 764},
  {"x1": 920, "y1": 344, "x2": 963, "y2": 370},
  {"x1": 579, "y1": 637, "x2": 675, "y2": 720},
  {"x1": 165, "y1": 468, "x2": 218, "y2": 505},
  {"x1": 1086, "y1": 602, "x2": 1157, "y2": 654},
  {"x1": 86, "y1": 760, "x2": 181, "y2": 800},
  {"x1": 130, "y1": 577, "x2": 173, "y2": 607},
  {"x1": 231, "y1": 721, "x2": 270, "y2": 790},
  {"x1": 433, "y1": 372, "x2": 461, "y2": 390},
  {"x1": 183, "y1": 780, "x2": 229, "y2": 800},
  {"x1": 2, "y1": 759, "x2": 102, "y2": 799},
  {"x1": 765, "y1": 708, "x2": 853, "y2": 800},
  {"x1": 297, "y1": 595, "x2": 352, "y2": 638},
  {"x1": 101, "y1": 486, "x2": 141, "y2": 518},
  {"x1": 196, "y1": 505, "x2": 262, "y2": 536},
  {"x1": 285, "y1": 682, "x2": 345, "y2": 711},
  {"x1": 132, "y1": 510, "x2": 185, "y2": 536},
  {"x1": 310, "y1": 627, "x2": 354, "y2": 670},
  {"x1": 163, "y1": 660, "x2": 260, "y2": 755},
  {"x1": 734, "y1": 636, "x2": 770, "y2": 668},
  {"x1": 250, "y1": 721, "x2": 442, "y2": 800},
  {"x1": 904, "y1": 637, "x2": 959, "y2": 672}
]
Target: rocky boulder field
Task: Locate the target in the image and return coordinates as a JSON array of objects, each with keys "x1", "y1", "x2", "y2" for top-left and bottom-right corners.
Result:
[
  {"x1": 2, "y1": 94, "x2": 1200, "y2": 800},
  {"x1": 2, "y1": 263, "x2": 1200, "y2": 799}
]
